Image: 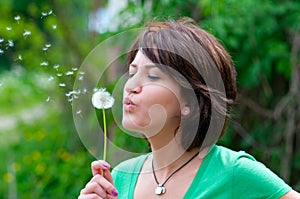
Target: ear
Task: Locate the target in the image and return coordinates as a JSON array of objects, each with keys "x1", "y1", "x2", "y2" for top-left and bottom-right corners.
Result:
[{"x1": 181, "y1": 106, "x2": 190, "y2": 116}]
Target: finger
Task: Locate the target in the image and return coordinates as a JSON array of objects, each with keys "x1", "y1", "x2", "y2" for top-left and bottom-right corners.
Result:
[
  {"x1": 92, "y1": 174, "x2": 118, "y2": 197},
  {"x1": 81, "y1": 181, "x2": 107, "y2": 198},
  {"x1": 91, "y1": 160, "x2": 111, "y2": 176},
  {"x1": 78, "y1": 193, "x2": 101, "y2": 199}
]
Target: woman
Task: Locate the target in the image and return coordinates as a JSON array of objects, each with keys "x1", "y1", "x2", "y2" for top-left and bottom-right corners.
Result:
[{"x1": 79, "y1": 18, "x2": 300, "y2": 199}]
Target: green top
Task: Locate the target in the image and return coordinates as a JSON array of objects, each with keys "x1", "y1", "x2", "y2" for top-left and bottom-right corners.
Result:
[{"x1": 112, "y1": 145, "x2": 291, "y2": 198}]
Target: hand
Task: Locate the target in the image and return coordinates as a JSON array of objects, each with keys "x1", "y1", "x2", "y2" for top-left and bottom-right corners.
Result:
[{"x1": 78, "y1": 160, "x2": 118, "y2": 199}]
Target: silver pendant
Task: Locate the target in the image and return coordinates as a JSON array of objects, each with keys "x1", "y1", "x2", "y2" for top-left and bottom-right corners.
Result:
[{"x1": 155, "y1": 184, "x2": 166, "y2": 195}]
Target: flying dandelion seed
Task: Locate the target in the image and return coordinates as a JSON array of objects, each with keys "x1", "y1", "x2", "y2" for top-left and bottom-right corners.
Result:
[
  {"x1": 52, "y1": 24, "x2": 57, "y2": 30},
  {"x1": 6, "y1": 27, "x2": 12, "y2": 31},
  {"x1": 17, "y1": 54, "x2": 22, "y2": 61},
  {"x1": 14, "y1": 15, "x2": 21, "y2": 23},
  {"x1": 40, "y1": 61, "x2": 49, "y2": 66},
  {"x1": 59, "y1": 83, "x2": 66, "y2": 87},
  {"x1": 78, "y1": 76, "x2": 84, "y2": 81},
  {"x1": 8, "y1": 40, "x2": 14, "y2": 47},
  {"x1": 53, "y1": 64, "x2": 60, "y2": 70},
  {"x1": 82, "y1": 88, "x2": 88, "y2": 94},
  {"x1": 48, "y1": 76, "x2": 54, "y2": 81},
  {"x1": 7, "y1": 40, "x2": 14, "y2": 48},
  {"x1": 65, "y1": 71, "x2": 74, "y2": 76},
  {"x1": 41, "y1": 10, "x2": 54, "y2": 19},
  {"x1": 41, "y1": 12, "x2": 48, "y2": 18},
  {"x1": 23, "y1": 30, "x2": 31, "y2": 38},
  {"x1": 76, "y1": 109, "x2": 82, "y2": 115}
]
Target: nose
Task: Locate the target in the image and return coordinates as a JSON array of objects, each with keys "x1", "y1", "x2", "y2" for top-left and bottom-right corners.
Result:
[{"x1": 124, "y1": 76, "x2": 142, "y2": 95}]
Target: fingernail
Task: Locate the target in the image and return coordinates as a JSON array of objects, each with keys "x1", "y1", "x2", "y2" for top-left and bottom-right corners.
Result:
[
  {"x1": 112, "y1": 189, "x2": 118, "y2": 196},
  {"x1": 103, "y1": 163, "x2": 110, "y2": 168}
]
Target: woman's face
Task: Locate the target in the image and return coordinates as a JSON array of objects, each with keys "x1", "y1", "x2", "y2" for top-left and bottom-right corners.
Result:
[{"x1": 122, "y1": 50, "x2": 186, "y2": 137}]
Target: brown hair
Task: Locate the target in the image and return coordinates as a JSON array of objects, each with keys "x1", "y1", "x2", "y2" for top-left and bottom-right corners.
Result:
[{"x1": 127, "y1": 18, "x2": 237, "y2": 150}]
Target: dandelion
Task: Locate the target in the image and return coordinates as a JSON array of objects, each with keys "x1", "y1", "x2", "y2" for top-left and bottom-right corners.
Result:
[
  {"x1": 23, "y1": 30, "x2": 31, "y2": 38},
  {"x1": 92, "y1": 88, "x2": 114, "y2": 161}
]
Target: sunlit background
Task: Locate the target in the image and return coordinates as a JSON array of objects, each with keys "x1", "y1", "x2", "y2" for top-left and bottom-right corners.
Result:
[{"x1": 0, "y1": 0, "x2": 299, "y2": 198}]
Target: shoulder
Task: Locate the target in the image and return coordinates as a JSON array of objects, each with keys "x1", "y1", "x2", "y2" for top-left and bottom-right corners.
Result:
[
  {"x1": 211, "y1": 145, "x2": 256, "y2": 167},
  {"x1": 212, "y1": 145, "x2": 291, "y2": 198}
]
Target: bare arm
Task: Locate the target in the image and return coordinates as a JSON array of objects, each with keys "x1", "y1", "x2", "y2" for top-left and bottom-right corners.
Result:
[{"x1": 280, "y1": 190, "x2": 300, "y2": 199}]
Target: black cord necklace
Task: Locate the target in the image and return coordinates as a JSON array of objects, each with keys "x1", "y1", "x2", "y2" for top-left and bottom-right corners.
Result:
[{"x1": 152, "y1": 151, "x2": 200, "y2": 195}]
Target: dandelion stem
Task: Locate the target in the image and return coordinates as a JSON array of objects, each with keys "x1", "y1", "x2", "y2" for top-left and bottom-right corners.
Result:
[{"x1": 102, "y1": 108, "x2": 107, "y2": 161}]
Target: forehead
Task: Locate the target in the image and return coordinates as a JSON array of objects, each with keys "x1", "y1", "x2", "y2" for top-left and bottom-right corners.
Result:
[{"x1": 129, "y1": 50, "x2": 154, "y2": 67}]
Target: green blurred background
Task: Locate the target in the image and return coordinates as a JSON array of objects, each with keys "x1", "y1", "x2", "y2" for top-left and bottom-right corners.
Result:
[{"x1": 0, "y1": 0, "x2": 299, "y2": 198}]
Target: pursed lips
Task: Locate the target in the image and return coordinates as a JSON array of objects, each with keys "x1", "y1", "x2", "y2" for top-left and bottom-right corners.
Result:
[{"x1": 123, "y1": 97, "x2": 136, "y2": 112}]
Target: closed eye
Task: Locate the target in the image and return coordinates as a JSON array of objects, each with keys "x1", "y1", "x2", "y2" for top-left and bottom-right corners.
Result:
[
  {"x1": 148, "y1": 74, "x2": 160, "y2": 80},
  {"x1": 128, "y1": 72, "x2": 135, "y2": 78}
]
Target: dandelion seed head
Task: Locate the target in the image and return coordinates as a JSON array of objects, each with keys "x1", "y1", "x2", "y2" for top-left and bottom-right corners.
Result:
[{"x1": 92, "y1": 88, "x2": 114, "y2": 109}]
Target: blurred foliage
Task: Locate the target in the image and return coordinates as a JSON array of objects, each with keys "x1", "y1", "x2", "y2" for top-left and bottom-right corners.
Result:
[{"x1": 0, "y1": 0, "x2": 299, "y2": 198}]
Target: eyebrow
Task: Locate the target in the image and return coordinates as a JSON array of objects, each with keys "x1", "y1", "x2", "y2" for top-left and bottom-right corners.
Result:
[{"x1": 129, "y1": 63, "x2": 158, "y2": 68}]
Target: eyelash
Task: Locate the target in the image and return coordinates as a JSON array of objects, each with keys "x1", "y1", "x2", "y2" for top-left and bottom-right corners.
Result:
[{"x1": 128, "y1": 73, "x2": 160, "y2": 80}]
